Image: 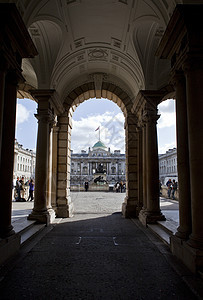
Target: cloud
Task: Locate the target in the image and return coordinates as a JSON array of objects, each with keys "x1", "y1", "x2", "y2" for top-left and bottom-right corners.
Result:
[
  {"x1": 158, "y1": 142, "x2": 176, "y2": 154},
  {"x1": 157, "y1": 99, "x2": 176, "y2": 129},
  {"x1": 71, "y1": 111, "x2": 125, "y2": 153},
  {"x1": 16, "y1": 103, "x2": 30, "y2": 125}
]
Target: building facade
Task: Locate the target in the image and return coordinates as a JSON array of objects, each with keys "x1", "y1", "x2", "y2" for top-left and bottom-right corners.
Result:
[
  {"x1": 159, "y1": 148, "x2": 178, "y2": 185},
  {"x1": 71, "y1": 141, "x2": 125, "y2": 186},
  {"x1": 13, "y1": 139, "x2": 36, "y2": 183}
]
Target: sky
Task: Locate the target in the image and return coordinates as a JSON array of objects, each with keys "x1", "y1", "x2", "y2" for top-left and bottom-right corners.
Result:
[{"x1": 15, "y1": 97, "x2": 176, "y2": 154}]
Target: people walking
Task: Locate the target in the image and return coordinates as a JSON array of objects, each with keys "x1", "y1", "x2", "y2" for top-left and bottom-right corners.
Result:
[
  {"x1": 19, "y1": 177, "x2": 26, "y2": 201},
  {"x1": 27, "y1": 179, "x2": 34, "y2": 201},
  {"x1": 15, "y1": 177, "x2": 21, "y2": 201},
  {"x1": 171, "y1": 179, "x2": 177, "y2": 200},
  {"x1": 166, "y1": 179, "x2": 172, "y2": 198},
  {"x1": 115, "y1": 182, "x2": 120, "y2": 193}
]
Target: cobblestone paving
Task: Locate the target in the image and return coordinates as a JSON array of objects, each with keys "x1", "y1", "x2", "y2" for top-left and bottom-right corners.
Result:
[{"x1": 1, "y1": 192, "x2": 197, "y2": 299}]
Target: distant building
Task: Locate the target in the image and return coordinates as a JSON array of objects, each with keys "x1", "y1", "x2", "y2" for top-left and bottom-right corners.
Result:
[
  {"x1": 70, "y1": 140, "x2": 126, "y2": 186},
  {"x1": 159, "y1": 148, "x2": 178, "y2": 185},
  {"x1": 13, "y1": 139, "x2": 36, "y2": 183}
]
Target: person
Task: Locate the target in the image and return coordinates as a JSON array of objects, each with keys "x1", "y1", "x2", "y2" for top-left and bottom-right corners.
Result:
[
  {"x1": 159, "y1": 180, "x2": 162, "y2": 196},
  {"x1": 19, "y1": 177, "x2": 26, "y2": 201},
  {"x1": 84, "y1": 181, "x2": 89, "y2": 192},
  {"x1": 15, "y1": 177, "x2": 21, "y2": 201},
  {"x1": 171, "y1": 179, "x2": 177, "y2": 200},
  {"x1": 27, "y1": 179, "x2": 34, "y2": 201},
  {"x1": 166, "y1": 179, "x2": 172, "y2": 198},
  {"x1": 115, "y1": 182, "x2": 120, "y2": 193},
  {"x1": 120, "y1": 181, "x2": 123, "y2": 193}
]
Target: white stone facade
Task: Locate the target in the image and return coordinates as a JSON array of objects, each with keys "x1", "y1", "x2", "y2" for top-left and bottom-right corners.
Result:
[
  {"x1": 159, "y1": 148, "x2": 178, "y2": 185},
  {"x1": 13, "y1": 139, "x2": 36, "y2": 184},
  {"x1": 70, "y1": 141, "x2": 126, "y2": 186}
]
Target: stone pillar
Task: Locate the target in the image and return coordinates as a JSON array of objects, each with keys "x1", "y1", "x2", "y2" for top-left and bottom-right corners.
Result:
[
  {"x1": 137, "y1": 126, "x2": 143, "y2": 207},
  {"x1": 141, "y1": 123, "x2": 147, "y2": 209},
  {"x1": 144, "y1": 110, "x2": 165, "y2": 222},
  {"x1": 0, "y1": 60, "x2": 7, "y2": 164},
  {"x1": 172, "y1": 72, "x2": 191, "y2": 239},
  {"x1": 57, "y1": 110, "x2": 73, "y2": 217},
  {"x1": 122, "y1": 113, "x2": 140, "y2": 218},
  {"x1": 132, "y1": 91, "x2": 166, "y2": 225},
  {"x1": 51, "y1": 126, "x2": 59, "y2": 211},
  {"x1": 0, "y1": 72, "x2": 18, "y2": 238},
  {"x1": 28, "y1": 90, "x2": 55, "y2": 225},
  {"x1": 184, "y1": 58, "x2": 203, "y2": 250}
]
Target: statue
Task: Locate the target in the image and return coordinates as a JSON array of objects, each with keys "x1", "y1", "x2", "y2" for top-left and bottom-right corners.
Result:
[{"x1": 96, "y1": 163, "x2": 106, "y2": 174}]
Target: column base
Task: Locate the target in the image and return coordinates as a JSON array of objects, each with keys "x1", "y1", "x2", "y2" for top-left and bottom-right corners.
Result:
[
  {"x1": 57, "y1": 202, "x2": 74, "y2": 218},
  {"x1": 28, "y1": 209, "x2": 53, "y2": 225},
  {"x1": 138, "y1": 209, "x2": 166, "y2": 226},
  {"x1": 0, "y1": 225, "x2": 15, "y2": 239},
  {"x1": 122, "y1": 200, "x2": 141, "y2": 218},
  {"x1": 171, "y1": 235, "x2": 203, "y2": 273},
  {"x1": 175, "y1": 225, "x2": 190, "y2": 240},
  {"x1": 0, "y1": 233, "x2": 21, "y2": 265}
]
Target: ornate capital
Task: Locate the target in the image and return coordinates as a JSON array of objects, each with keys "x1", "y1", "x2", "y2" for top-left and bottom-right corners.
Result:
[{"x1": 35, "y1": 109, "x2": 55, "y2": 125}]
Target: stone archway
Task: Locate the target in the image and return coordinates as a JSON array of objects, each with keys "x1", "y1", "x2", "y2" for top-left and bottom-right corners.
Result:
[{"x1": 53, "y1": 81, "x2": 141, "y2": 219}]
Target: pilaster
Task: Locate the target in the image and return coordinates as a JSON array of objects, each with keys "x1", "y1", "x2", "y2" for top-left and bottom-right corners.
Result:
[
  {"x1": 122, "y1": 113, "x2": 140, "y2": 218},
  {"x1": 56, "y1": 110, "x2": 74, "y2": 218}
]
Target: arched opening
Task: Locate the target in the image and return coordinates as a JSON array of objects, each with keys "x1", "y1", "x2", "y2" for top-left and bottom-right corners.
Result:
[
  {"x1": 157, "y1": 98, "x2": 179, "y2": 229},
  {"x1": 54, "y1": 83, "x2": 139, "y2": 219},
  {"x1": 70, "y1": 97, "x2": 126, "y2": 214},
  {"x1": 12, "y1": 96, "x2": 37, "y2": 223}
]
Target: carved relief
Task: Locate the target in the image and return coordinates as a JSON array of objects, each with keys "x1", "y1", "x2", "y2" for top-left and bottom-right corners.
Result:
[{"x1": 88, "y1": 49, "x2": 108, "y2": 61}]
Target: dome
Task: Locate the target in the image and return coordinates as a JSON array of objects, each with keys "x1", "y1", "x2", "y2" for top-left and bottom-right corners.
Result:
[{"x1": 92, "y1": 141, "x2": 107, "y2": 149}]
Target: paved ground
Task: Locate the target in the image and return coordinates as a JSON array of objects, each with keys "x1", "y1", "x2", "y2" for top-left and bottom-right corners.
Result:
[{"x1": 0, "y1": 192, "x2": 200, "y2": 299}]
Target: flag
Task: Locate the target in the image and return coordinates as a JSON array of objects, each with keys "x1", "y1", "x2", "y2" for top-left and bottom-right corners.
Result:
[{"x1": 95, "y1": 126, "x2": 100, "y2": 131}]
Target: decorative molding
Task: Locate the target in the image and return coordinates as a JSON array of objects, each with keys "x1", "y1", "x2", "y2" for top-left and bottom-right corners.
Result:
[
  {"x1": 88, "y1": 48, "x2": 108, "y2": 61},
  {"x1": 119, "y1": 0, "x2": 128, "y2": 4},
  {"x1": 29, "y1": 26, "x2": 40, "y2": 37},
  {"x1": 74, "y1": 38, "x2": 84, "y2": 48},
  {"x1": 112, "y1": 38, "x2": 122, "y2": 49}
]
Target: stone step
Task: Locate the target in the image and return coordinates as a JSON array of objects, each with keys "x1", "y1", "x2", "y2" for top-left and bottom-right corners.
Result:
[
  {"x1": 147, "y1": 224, "x2": 172, "y2": 246},
  {"x1": 157, "y1": 220, "x2": 177, "y2": 235},
  {"x1": 20, "y1": 223, "x2": 46, "y2": 245},
  {"x1": 12, "y1": 217, "x2": 46, "y2": 245}
]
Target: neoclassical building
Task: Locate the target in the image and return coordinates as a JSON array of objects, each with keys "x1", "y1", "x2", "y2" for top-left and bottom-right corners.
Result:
[
  {"x1": 70, "y1": 141, "x2": 126, "y2": 186},
  {"x1": 0, "y1": 1, "x2": 203, "y2": 273},
  {"x1": 13, "y1": 139, "x2": 36, "y2": 183},
  {"x1": 159, "y1": 148, "x2": 178, "y2": 185}
]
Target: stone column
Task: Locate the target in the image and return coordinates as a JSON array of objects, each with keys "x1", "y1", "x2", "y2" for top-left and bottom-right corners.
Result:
[
  {"x1": 0, "y1": 72, "x2": 18, "y2": 238},
  {"x1": 57, "y1": 110, "x2": 73, "y2": 217},
  {"x1": 138, "y1": 122, "x2": 147, "y2": 223},
  {"x1": 28, "y1": 91, "x2": 55, "y2": 225},
  {"x1": 172, "y1": 71, "x2": 191, "y2": 239},
  {"x1": 137, "y1": 126, "x2": 143, "y2": 207},
  {"x1": 51, "y1": 126, "x2": 59, "y2": 211},
  {"x1": 122, "y1": 113, "x2": 140, "y2": 218},
  {"x1": 144, "y1": 109, "x2": 165, "y2": 223},
  {"x1": 0, "y1": 59, "x2": 7, "y2": 165},
  {"x1": 184, "y1": 59, "x2": 203, "y2": 250}
]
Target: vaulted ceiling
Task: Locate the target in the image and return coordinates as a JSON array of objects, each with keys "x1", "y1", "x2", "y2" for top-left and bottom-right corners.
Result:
[{"x1": 3, "y1": 0, "x2": 188, "y2": 104}]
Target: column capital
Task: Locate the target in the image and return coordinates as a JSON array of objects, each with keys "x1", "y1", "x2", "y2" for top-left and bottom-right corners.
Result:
[
  {"x1": 35, "y1": 109, "x2": 55, "y2": 125},
  {"x1": 29, "y1": 89, "x2": 55, "y2": 102}
]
